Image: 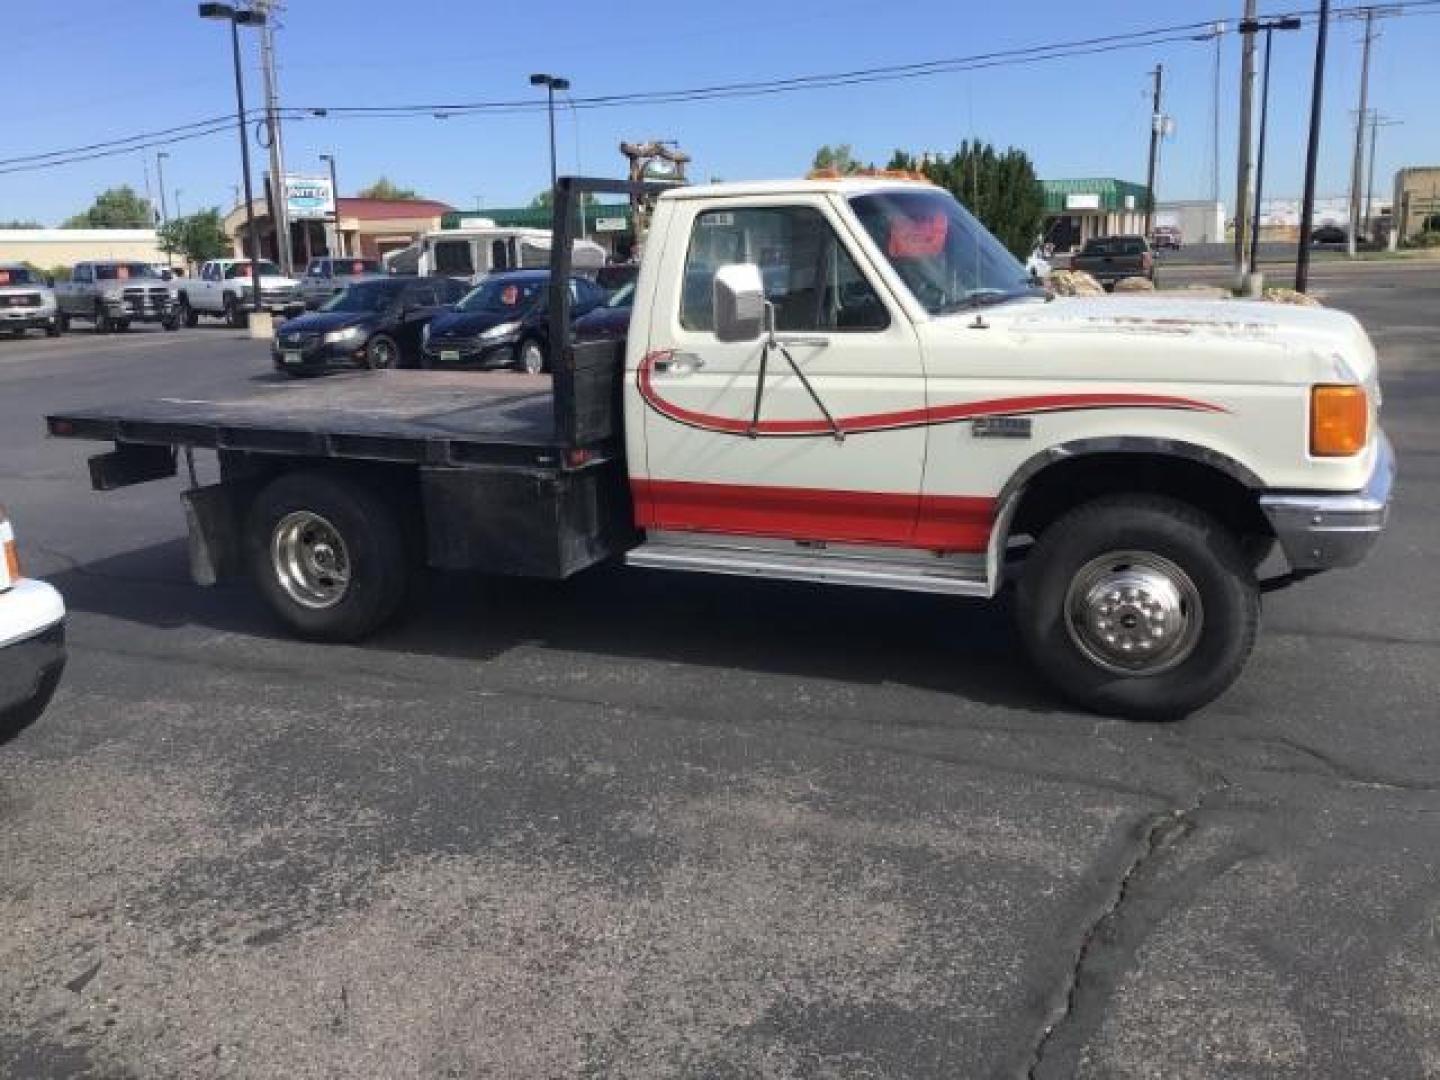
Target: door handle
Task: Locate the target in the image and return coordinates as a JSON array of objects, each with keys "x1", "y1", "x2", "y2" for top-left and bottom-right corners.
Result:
[{"x1": 654, "y1": 352, "x2": 705, "y2": 375}]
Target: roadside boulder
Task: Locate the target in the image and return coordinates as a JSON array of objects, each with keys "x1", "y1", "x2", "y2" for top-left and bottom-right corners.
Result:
[
  {"x1": 1113, "y1": 276, "x2": 1157, "y2": 292},
  {"x1": 1046, "y1": 269, "x2": 1105, "y2": 296}
]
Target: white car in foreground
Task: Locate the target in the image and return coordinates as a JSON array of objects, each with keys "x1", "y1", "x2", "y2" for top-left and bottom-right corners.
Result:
[{"x1": 0, "y1": 507, "x2": 65, "y2": 744}]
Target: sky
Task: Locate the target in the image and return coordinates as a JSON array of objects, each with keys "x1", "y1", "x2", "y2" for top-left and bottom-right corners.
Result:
[{"x1": 3, "y1": 0, "x2": 1437, "y2": 226}]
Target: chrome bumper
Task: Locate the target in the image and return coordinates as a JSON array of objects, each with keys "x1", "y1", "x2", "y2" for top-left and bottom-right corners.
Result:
[{"x1": 1259, "y1": 433, "x2": 1395, "y2": 571}]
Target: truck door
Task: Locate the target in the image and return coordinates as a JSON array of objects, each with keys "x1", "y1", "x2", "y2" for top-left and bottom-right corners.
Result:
[{"x1": 634, "y1": 198, "x2": 927, "y2": 546}]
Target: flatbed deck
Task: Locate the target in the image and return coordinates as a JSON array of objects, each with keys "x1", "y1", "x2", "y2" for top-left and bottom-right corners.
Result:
[{"x1": 47, "y1": 370, "x2": 588, "y2": 469}]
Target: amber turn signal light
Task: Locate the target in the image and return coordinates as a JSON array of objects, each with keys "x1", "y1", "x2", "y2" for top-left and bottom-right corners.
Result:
[{"x1": 1310, "y1": 384, "x2": 1369, "y2": 457}]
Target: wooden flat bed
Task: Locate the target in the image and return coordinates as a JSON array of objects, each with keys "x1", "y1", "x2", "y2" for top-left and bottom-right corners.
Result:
[{"x1": 47, "y1": 370, "x2": 584, "y2": 469}]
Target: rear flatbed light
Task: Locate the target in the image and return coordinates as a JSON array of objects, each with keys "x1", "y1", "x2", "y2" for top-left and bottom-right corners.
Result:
[{"x1": 1311, "y1": 384, "x2": 1369, "y2": 457}]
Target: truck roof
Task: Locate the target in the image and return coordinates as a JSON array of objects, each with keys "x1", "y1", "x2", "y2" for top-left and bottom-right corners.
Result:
[{"x1": 658, "y1": 177, "x2": 939, "y2": 201}]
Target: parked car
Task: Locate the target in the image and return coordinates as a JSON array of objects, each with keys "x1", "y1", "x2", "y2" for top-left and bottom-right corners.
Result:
[
  {"x1": 54, "y1": 260, "x2": 177, "y2": 333},
  {"x1": 0, "y1": 263, "x2": 61, "y2": 338},
  {"x1": 173, "y1": 259, "x2": 304, "y2": 328},
  {"x1": 421, "y1": 269, "x2": 606, "y2": 374},
  {"x1": 273, "y1": 275, "x2": 466, "y2": 376},
  {"x1": 0, "y1": 505, "x2": 66, "y2": 745},
  {"x1": 1150, "y1": 226, "x2": 1183, "y2": 251},
  {"x1": 1069, "y1": 235, "x2": 1155, "y2": 288},
  {"x1": 299, "y1": 256, "x2": 386, "y2": 309},
  {"x1": 1310, "y1": 225, "x2": 1349, "y2": 246},
  {"x1": 574, "y1": 280, "x2": 634, "y2": 344}
]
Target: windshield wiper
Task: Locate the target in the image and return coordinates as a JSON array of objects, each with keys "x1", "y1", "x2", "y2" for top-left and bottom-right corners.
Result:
[{"x1": 934, "y1": 288, "x2": 1041, "y2": 315}]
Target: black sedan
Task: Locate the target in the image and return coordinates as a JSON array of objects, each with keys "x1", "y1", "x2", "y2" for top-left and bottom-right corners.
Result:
[
  {"x1": 421, "y1": 270, "x2": 606, "y2": 374},
  {"x1": 272, "y1": 276, "x2": 466, "y2": 376}
]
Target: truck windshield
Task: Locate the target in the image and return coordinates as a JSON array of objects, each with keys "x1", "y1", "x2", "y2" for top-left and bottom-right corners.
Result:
[
  {"x1": 225, "y1": 261, "x2": 282, "y2": 279},
  {"x1": 0, "y1": 266, "x2": 43, "y2": 285},
  {"x1": 95, "y1": 263, "x2": 161, "y2": 280},
  {"x1": 321, "y1": 281, "x2": 402, "y2": 313},
  {"x1": 457, "y1": 277, "x2": 545, "y2": 314},
  {"x1": 848, "y1": 189, "x2": 1035, "y2": 314}
]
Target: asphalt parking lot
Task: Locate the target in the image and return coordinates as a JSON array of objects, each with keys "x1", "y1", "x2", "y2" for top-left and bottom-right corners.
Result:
[{"x1": 2, "y1": 259, "x2": 1438, "y2": 1078}]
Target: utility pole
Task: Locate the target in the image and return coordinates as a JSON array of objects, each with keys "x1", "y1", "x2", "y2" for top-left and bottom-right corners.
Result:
[
  {"x1": 156, "y1": 152, "x2": 170, "y2": 226},
  {"x1": 1144, "y1": 64, "x2": 1163, "y2": 237},
  {"x1": 1342, "y1": 6, "x2": 1397, "y2": 256},
  {"x1": 1233, "y1": 0, "x2": 1258, "y2": 287},
  {"x1": 1242, "y1": 15, "x2": 1302, "y2": 275},
  {"x1": 1209, "y1": 24, "x2": 1224, "y2": 213},
  {"x1": 255, "y1": 0, "x2": 292, "y2": 275},
  {"x1": 1296, "y1": 0, "x2": 1331, "y2": 292},
  {"x1": 1366, "y1": 113, "x2": 1402, "y2": 236}
]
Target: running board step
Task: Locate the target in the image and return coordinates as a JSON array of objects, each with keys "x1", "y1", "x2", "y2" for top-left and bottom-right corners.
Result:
[{"x1": 626, "y1": 536, "x2": 990, "y2": 597}]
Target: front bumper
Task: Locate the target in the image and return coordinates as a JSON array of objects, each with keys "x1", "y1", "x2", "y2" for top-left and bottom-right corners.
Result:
[
  {"x1": 103, "y1": 296, "x2": 175, "y2": 323},
  {"x1": 422, "y1": 335, "x2": 519, "y2": 369},
  {"x1": 0, "y1": 308, "x2": 55, "y2": 329},
  {"x1": 272, "y1": 339, "x2": 368, "y2": 373},
  {"x1": 0, "y1": 580, "x2": 67, "y2": 739},
  {"x1": 1259, "y1": 432, "x2": 1395, "y2": 571}
]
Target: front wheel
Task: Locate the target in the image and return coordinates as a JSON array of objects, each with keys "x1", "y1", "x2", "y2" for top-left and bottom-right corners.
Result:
[
  {"x1": 1015, "y1": 494, "x2": 1259, "y2": 721},
  {"x1": 180, "y1": 297, "x2": 199, "y2": 328},
  {"x1": 46, "y1": 316, "x2": 63, "y2": 337},
  {"x1": 515, "y1": 337, "x2": 547, "y2": 375},
  {"x1": 224, "y1": 295, "x2": 249, "y2": 329},
  {"x1": 363, "y1": 333, "x2": 398, "y2": 370},
  {"x1": 93, "y1": 304, "x2": 112, "y2": 333},
  {"x1": 248, "y1": 470, "x2": 411, "y2": 642}
]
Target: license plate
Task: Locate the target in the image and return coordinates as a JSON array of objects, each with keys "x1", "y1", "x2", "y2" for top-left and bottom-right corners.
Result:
[
  {"x1": 283, "y1": 351, "x2": 302, "y2": 365},
  {"x1": 440, "y1": 350, "x2": 460, "y2": 365}
]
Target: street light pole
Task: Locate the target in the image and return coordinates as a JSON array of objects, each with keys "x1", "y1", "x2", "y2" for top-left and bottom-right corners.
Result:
[
  {"x1": 1241, "y1": 16, "x2": 1302, "y2": 274},
  {"x1": 200, "y1": 2, "x2": 266, "y2": 313},
  {"x1": 155, "y1": 152, "x2": 170, "y2": 226},
  {"x1": 1296, "y1": 0, "x2": 1331, "y2": 292},
  {"x1": 529, "y1": 73, "x2": 570, "y2": 199},
  {"x1": 1143, "y1": 64, "x2": 1163, "y2": 238},
  {"x1": 320, "y1": 153, "x2": 342, "y2": 256}
]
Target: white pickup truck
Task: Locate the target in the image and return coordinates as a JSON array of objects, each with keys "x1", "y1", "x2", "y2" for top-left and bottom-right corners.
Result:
[
  {"x1": 173, "y1": 258, "x2": 304, "y2": 328},
  {"x1": 47, "y1": 175, "x2": 1393, "y2": 719}
]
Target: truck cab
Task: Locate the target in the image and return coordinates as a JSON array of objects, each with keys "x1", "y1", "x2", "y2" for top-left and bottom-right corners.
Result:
[{"x1": 0, "y1": 263, "x2": 60, "y2": 338}]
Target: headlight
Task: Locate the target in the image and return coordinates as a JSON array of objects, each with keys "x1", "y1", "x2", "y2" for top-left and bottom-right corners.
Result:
[
  {"x1": 101, "y1": 289, "x2": 124, "y2": 301},
  {"x1": 324, "y1": 326, "x2": 362, "y2": 344},
  {"x1": 479, "y1": 320, "x2": 521, "y2": 340}
]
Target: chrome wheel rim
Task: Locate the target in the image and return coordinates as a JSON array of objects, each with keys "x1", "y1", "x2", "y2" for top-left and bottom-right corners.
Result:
[
  {"x1": 1064, "y1": 550, "x2": 1203, "y2": 676},
  {"x1": 520, "y1": 341, "x2": 544, "y2": 374},
  {"x1": 271, "y1": 511, "x2": 351, "y2": 610}
]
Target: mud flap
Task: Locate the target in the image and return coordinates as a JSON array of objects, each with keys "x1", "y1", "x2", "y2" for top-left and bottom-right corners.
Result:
[{"x1": 182, "y1": 482, "x2": 255, "y2": 586}]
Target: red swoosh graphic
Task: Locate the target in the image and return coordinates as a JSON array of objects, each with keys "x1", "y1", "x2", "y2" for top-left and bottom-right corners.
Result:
[{"x1": 638, "y1": 350, "x2": 1227, "y2": 437}]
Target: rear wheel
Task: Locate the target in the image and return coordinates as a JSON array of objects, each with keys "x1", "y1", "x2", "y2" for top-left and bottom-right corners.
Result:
[
  {"x1": 55, "y1": 310, "x2": 70, "y2": 333},
  {"x1": 46, "y1": 316, "x2": 62, "y2": 337},
  {"x1": 224, "y1": 294, "x2": 249, "y2": 329},
  {"x1": 1015, "y1": 494, "x2": 1259, "y2": 720},
  {"x1": 248, "y1": 470, "x2": 410, "y2": 641},
  {"x1": 179, "y1": 296, "x2": 199, "y2": 328},
  {"x1": 364, "y1": 333, "x2": 398, "y2": 370},
  {"x1": 93, "y1": 303, "x2": 112, "y2": 333}
]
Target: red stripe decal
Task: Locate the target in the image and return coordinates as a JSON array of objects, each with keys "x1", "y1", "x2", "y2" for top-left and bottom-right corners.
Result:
[
  {"x1": 638, "y1": 350, "x2": 1226, "y2": 437},
  {"x1": 632, "y1": 478, "x2": 995, "y2": 551}
]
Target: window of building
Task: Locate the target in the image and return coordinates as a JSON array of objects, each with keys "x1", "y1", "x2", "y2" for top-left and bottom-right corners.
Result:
[{"x1": 679, "y1": 205, "x2": 889, "y2": 333}]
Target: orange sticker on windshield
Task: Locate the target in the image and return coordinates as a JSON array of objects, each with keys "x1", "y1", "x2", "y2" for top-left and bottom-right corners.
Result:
[
  {"x1": 0, "y1": 271, "x2": 9, "y2": 285},
  {"x1": 501, "y1": 285, "x2": 518, "y2": 305},
  {"x1": 887, "y1": 212, "x2": 948, "y2": 258},
  {"x1": 351, "y1": 261, "x2": 365, "y2": 274},
  {"x1": 117, "y1": 265, "x2": 130, "y2": 279}
]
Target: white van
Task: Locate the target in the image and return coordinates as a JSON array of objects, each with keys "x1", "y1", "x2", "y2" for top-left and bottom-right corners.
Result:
[{"x1": 417, "y1": 225, "x2": 606, "y2": 283}]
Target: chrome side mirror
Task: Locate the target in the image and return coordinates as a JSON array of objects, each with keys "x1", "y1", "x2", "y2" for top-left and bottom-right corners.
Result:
[{"x1": 712, "y1": 262, "x2": 766, "y2": 342}]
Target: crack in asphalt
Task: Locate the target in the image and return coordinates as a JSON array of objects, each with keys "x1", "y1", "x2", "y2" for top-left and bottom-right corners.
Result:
[{"x1": 1023, "y1": 779, "x2": 1229, "y2": 1080}]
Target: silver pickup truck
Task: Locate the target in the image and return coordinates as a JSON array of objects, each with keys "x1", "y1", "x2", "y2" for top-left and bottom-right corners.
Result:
[
  {"x1": 54, "y1": 260, "x2": 177, "y2": 333},
  {"x1": 0, "y1": 263, "x2": 61, "y2": 338}
]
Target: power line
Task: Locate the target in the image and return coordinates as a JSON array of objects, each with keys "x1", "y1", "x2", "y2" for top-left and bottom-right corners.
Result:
[{"x1": 3, "y1": 0, "x2": 1437, "y2": 178}]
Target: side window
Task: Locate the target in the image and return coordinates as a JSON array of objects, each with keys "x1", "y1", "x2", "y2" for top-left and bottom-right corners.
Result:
[
  {"x1": 679, "y1": 205, "x2": 889, "y2": 333},
  {"x1": 440, "y1": 278, "x2": 466, "y2": 303},
  {"x1": 406, "y1": 285, "x2": 437, "y2": 306},
  {"x1": 73, "y1": 264, "x2": 90, "y2": 283},
  {"x1": 203, "y1": 263, "x2": 216, "y2": 282},
  {"x1": 434, "y1": 240, "x2": 474, "y2": 277},
  {"x1": 490, "y1": 239, "x2": 510, "y2": 271}
]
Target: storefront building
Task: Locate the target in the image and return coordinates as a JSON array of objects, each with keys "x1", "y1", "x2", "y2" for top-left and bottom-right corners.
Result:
[
  {"x1": 224, "y1": 197, "x2": 454, "y2": 268},
  {"x1": 1041, "y1": 179, "x2": 1151, "y2": 252}
]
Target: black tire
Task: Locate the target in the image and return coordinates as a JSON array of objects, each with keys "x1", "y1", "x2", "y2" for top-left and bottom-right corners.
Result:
[
  {"x1": 248, "y1": 470, "x2": 410, "y2": 642},
  {"x1": 161, "y1": 307, "x2": 180, "y2": 331},
  {"x1": 55, "y1": 310, "x2": 70, "y2": 334},
  {"x1": 179, "y1": 296, "x2": 199, "y2": 328},
  {"x1": 46, "y1": 316, "x2": 62, "y2": 337},
  {"x1": 0, "y1": 651, "x2": 64, "y2": 747},
  {"x1": 363, "y1": 333, "x2": 398, "y2": 370},
  {"x1": 1015, "y1": 494, "x2": 1259, "y2": 721},
  {"x1": 514, "y1": 336, "x2": 548, "y2": 375},
  {"x1": 224, "y1": 294, "x2": 249, "y2": 329},
  {"x1": 114, "y1": 319, "x2": 131, "y2": 333},
  {"x1": 93, "y1": 303, "x2": 112, "y2": 333}
]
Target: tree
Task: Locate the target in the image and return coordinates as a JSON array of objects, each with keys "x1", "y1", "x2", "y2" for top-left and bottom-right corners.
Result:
[
  {"x1": 0, "y1": 219, "x2": 42, "y2": 229},
  {"x1": 157, "y1": 208, "x2": 230, "y2": 265},
  {"x1": 811, "y1": 144, "x2": 866, "y2": 176},
  {"x1": 64, "y1": 185, "x2": 155, "y2": 229},
  {"x1": 888, "y1": 142, "x2": 1045, "y2": 259},
  {"x1": 355, "y1": 177, "x2": 419, "y2": 200}
]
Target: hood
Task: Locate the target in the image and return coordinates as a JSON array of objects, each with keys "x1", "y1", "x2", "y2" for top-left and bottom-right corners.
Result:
[
  {"x1": 429, "y1": 307, "x2": 527, "y2": 335},
  {"x1": 276, "y1": 310, "x2": 374, "y2": 336},
  {"x1": 575, "y1": 305, "x2": 631, "y2": 341},
  {"x1": 962, "y1": 294, "x2": 1378, "y2": 388}
]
